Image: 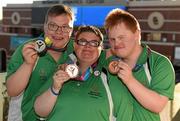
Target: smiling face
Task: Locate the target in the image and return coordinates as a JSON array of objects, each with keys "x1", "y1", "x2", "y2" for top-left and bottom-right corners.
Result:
[
  {"x1": 108, "y1": 23, "x2": 140, "y2": 59},
  {"x1": 105, "y1": 9, "x2": 143, "y2": 60},
  {"x1": 74, "y1": 32, "x2": 102, "y2": 65},
  {"x1": 44, "y1": 14, "x2": 73, "y2": 49}
]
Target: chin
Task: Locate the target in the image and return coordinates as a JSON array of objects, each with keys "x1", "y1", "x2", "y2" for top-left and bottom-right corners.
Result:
[
  {"x1": 81, "y1": 58, "x2": 94, "y2": 62},
  {"x1": 54, "y1": 43, "x2": 67, "y2": 49}
]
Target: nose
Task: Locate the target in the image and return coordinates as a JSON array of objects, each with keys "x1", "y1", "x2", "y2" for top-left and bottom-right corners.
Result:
[
  {"x1": 85, "y1": 43, "x2": 91, "y2": 48},
  {"x1": 55, "y1": 27, "x2": 63, "y2": 34},
  {"x1": 113, "y1": 39, "x2": 121, "y2": 46}
]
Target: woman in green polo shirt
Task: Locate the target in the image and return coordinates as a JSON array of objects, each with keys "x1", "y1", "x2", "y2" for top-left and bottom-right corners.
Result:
[{"x1": 34, "y1": 25, "x2": 133, "y2": 121}]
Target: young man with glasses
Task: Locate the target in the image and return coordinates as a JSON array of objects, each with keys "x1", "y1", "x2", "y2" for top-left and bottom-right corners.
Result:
[
  {"x1": 34, "y1": 26, "x2": 133, "y2": 121},
  {"x1": 6, "y1": 4, "x2": 74, "y2": 121}
]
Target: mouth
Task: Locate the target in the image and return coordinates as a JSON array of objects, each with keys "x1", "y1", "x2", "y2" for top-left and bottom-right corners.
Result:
[
  {"x1": 114, "y1": 46, "x2": 124, "y2": 50},
  {"x1": 82, "y1": 50, "x2": 92, "y2": 55},
  {"x1": 52, "y1": 36, "x2": 64, "y2": 41}
]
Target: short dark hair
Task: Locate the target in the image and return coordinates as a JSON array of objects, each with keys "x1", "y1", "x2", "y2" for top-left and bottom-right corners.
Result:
[
  {"x1": 44, "y1": 4, "x2": 74, "y2": 23},
  {"x1": 75, "y1": 26, "x2": 103, "y2": 42}
]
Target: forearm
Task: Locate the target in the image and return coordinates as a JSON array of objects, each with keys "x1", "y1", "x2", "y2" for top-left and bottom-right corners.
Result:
[
  {"x1": 34, "y1": 69, "x2": 69, "y2": 117},
  {"x1": 126, "y1": 78, "x2": 168, "y2": 113},
  {"x1": 34, "y1": 88, "x2": 59, "y2": 117},
  {"x1": 6, "y1": 62, "x2": 34, "y2": 96}
]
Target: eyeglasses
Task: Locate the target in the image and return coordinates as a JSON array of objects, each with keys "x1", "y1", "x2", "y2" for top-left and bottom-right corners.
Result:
[
  {"x1": 48, "y1": 22, "x2": 72, "y2": 33},
  {"x1": 75, "y1": 39, "x2": 101, "y2": 47}
]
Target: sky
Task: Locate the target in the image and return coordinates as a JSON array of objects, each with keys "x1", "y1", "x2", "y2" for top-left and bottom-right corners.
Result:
[{"x1": 0, "y1": 0, "x2": 37, "y2": 20}]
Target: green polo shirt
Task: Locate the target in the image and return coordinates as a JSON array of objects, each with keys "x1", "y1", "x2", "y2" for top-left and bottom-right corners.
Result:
[
  {"x1": 6, "y1": 38, "x2": 74, "y2": 121},
  {"x1": 107, "y1": 44, "x2": 175, "y2": 121},
  {"x1": 35, "y1": 50, "x2": 133, "y2": 121},
  {"x1": 133, "y1": 44, "x2": 175, "y2": 121}
]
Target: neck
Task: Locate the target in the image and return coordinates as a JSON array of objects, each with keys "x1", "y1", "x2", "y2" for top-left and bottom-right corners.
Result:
[
  {"x1": 48, "y1": 50, "x2": 62, "y2": 62},
  {"x1": 123, "y1": 45, "x2": 142, "y2": 69},
  {"x1": 78, "y1": 62, "x2": 92, "y2": 74}
]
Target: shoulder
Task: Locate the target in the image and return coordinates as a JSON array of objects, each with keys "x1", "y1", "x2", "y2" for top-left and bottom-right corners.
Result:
[
  {"x1": 150, "y1": 50, "x2": 173, "y2": 67},
  {"x1": 149, "y1": 50, "x2": 175, "y2": 78}
]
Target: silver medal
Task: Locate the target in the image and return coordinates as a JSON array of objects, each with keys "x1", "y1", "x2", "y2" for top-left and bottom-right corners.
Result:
[
  {"x1": 35, "y1": 39, "x2": 46, "y2": 53},
  {"x1": 65, "y1": 64, "x2": 79, "y2": 78}
]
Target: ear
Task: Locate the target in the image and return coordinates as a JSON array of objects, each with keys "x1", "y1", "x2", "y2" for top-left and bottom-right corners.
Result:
[
  {"x1": 135, "y1": 30, "x2": 141, "y2": 43},
  {"x1": 73, "y1": 41, "x2": 77, "y2": 49},
  {"x1": 99, "y1": 44, "x2": 103, "y2": 51},
  {"x1": 44, "y1": 24, "x2": 48, "y2": 34},
  {"x1": 108, "y1": 38, "x2": 113, "y2": 45}
]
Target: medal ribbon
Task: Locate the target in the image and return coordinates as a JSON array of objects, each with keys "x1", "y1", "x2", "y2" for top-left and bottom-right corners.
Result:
[
  {"x1": 79, "y1": 67, "x2": 93, "y2": 81},
  {"x1": 75, "y1": 62, "x2": 97, "y2": 81}
]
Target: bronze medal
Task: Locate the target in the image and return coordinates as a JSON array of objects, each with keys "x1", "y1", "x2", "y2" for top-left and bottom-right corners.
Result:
[{"x1": 108, "y1": 60, "x2": 119, "y2": 74}]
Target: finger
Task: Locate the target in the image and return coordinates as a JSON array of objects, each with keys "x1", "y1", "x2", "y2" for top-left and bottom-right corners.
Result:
[
  {"x1": 54, "y1": 75, "x2": 69, "y2": 84},
  {"x1": 23, "y1": 46, "x2": 37, "y2": 56},
  {"x1": 118, "y1": 61, "x2": 130, "y2": 70},
  {"x1": 57, "y1": 70, "x2": 70, "y2": 77},
  {"x1": 23, "y1": 43, "x2": 35, "y2": 51},
  {"x1": 24, "y1": 49, "x2": 37, "y2": 55},
  {"x1": 23, "y1": 51, "x2": 37, "y2": 59},
  {"x1": 117, "y1": 71, "x2": 123, "y2": 79}
]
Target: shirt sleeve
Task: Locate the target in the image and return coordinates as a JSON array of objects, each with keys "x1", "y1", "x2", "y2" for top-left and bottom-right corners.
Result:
[
  {"x1": 150, "y1": 55, "x2": 175, "y2": 100},
  {"x1": 6, "y1": 44, "x2": 24, "y2": 79}
]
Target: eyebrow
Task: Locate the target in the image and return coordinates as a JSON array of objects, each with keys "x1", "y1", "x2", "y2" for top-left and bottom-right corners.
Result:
[
  {"x1": 78, "y1": 38, "x2": 100, "y2": 41},
  {"x1": 48, "y1": 21, "x2": 70, "y2": 26}
]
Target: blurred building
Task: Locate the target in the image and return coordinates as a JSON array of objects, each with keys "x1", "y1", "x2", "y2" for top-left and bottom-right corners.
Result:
[
  {"x1": 1, "y1": 0, "x2": 180, "y2": 67},
  {"x1": 128, "y1": 0, "x2": 180, "y2": 66},
  {"x1": 0, "y1": 0, "x2": 127, "y2": 55},
  {"x1": 0, "y1": 3, "x2": 33, "y2": 55}
]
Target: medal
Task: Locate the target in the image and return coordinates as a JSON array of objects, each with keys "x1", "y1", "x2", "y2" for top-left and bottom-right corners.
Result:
[
  {"x1": 108, "y1": 60, "x2": 120, "y2": 74},
  {"x1": 65, "y1": 64, "x2": 79, "y2": 78},
  {"x1": 35, "y1": 39, "x2": 46, "y2": 53}
]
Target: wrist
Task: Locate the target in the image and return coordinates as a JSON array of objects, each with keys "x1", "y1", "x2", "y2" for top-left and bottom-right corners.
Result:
[
  {"x1": 22, "y1": 62, "x2": 34, "y2": 70},
  {"x1": 125, "y1": 78, "x2": 136, "y2": 87},
  {"x1": 50, "y1": 86, "x2": 60, "y2": 96}
]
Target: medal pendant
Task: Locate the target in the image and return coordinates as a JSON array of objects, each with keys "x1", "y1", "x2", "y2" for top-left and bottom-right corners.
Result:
[
  {"x1": 35, "y1": 39, "x2": 46, "y2": 53},
  {"x1": 65, "y1": 64, "x2": 79, "y2": 78},
  {"x1": 108, "y1": 60, "x2": 119, "y2": 74}
]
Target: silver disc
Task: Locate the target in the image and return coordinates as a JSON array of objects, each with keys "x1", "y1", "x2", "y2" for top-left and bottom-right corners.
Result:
[
  {"x1": 65, "y1": 64, "x2": 79, "y2": 78},
  {"x1": 35, "y1": 39, "x2": 46, "y2": 53}
]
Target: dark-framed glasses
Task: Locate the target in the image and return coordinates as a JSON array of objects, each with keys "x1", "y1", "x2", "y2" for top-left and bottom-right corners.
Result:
[
  {"x1": 48, "y1": 22, "x2": 72, "y2": 33},
  {"x1": 75, "y1": 39, "x2": 101, "y2": 47}
]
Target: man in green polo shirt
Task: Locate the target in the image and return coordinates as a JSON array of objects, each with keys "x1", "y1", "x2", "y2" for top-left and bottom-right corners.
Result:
[
  {"x1": 104, "y1": 8, "x2": 175, "y2": 121},
  {"x1": 6, "y1": 4, "x2": 74, "y2": 121}
]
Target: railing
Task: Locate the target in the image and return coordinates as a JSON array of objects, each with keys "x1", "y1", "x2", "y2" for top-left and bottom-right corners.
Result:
[{"x1": 0, "y1": 48, "x2": 8, "y2": 121}]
